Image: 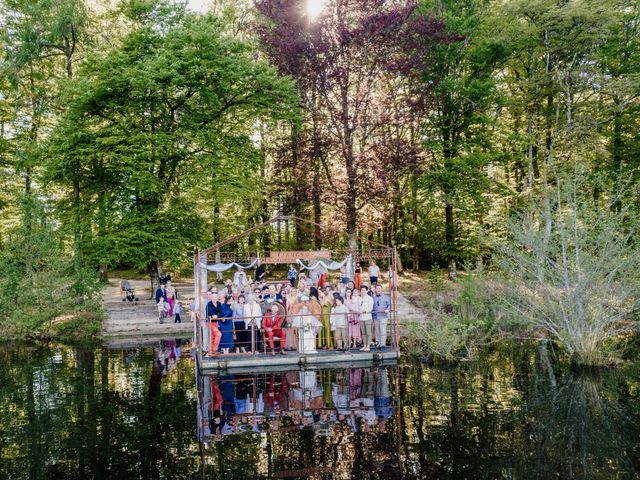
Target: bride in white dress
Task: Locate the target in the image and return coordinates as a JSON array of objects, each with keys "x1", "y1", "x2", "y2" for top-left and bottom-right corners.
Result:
[{"x1": 289, "y1": 296, "x2": 323, "y2": 354}]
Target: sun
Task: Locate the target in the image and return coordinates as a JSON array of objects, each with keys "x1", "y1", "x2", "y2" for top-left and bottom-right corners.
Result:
[{"x1": 306, "y1": 0, "x2": 326, "y2": 19}]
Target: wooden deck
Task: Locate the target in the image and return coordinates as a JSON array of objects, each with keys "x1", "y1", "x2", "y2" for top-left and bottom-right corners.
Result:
[{"x1": 199, "y1": 349, "x2": 400, "y2": 373}]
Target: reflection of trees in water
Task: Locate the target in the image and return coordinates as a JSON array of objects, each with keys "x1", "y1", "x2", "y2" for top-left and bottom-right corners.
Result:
[
  {"x1": 400, "y1": 346, "x2": 640, "y2": 479},
  {"x1": 0, "y1": 343, "x2": 199, "y2": 479},
  {"x1": 511, "y1": 344, "x2": 639, "y2": 479}
]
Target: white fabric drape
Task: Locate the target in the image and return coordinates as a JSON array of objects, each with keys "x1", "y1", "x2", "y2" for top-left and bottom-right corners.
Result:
[
  {"x1": 199, "y1": 257, "x2": 260, "y2": 273},
  {"x1": 296, "y1": 255, "x2": 350, "y2": 271}
]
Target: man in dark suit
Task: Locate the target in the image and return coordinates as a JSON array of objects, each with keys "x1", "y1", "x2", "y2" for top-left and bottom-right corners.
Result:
[{"x1": 155, "y1": 283, "x2": 168, "y2": 304}]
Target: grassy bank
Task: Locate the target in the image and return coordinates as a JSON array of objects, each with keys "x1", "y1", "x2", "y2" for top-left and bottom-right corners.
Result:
[
  {"x1": 399, "y1": 268, "x2": 639, "y2": 367},
  {"x1": 0, "y1": 300, "x2": 104, "y2": 344}
]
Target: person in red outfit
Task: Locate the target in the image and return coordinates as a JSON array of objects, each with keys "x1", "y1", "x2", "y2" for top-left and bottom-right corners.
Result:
[{"x1": 262, "y1": 304, "x2": 287, "y2": 355}]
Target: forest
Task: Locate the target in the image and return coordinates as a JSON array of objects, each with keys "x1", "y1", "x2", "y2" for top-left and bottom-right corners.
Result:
[{"x1": 0, "y1": 0, "x2": 639, "y2": 364}]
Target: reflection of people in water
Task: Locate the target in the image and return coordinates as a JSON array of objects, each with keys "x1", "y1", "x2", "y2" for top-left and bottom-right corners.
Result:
[
  {"x1": 199, "y1": 368, "x2": 396, "y2": 441},
  {"x1": 265, "y1": 374, "x2": 289, "y2": 417},
  {"x1": 374, "y1": 368, "x2": 393, "y2": 432},
  {"x1": 208, "y1": 376, "x2": 223, "y2": 442}
]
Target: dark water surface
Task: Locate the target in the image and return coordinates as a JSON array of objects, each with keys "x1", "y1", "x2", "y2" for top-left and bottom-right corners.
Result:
[{"x1": 0, "y1": 340, "x2": 638, "y2": 479}]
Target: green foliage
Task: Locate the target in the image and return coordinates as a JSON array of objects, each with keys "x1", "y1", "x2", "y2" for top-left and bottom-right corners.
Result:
[
  {"x1": 494, "y1": 173, "x2": 640, "y2": 365},
  {"x1": 404, "y1": 270, "x2": 495, "y2": 361},
  {"x1": 44, "y1": 3, "x2": 297, "y2": 276},
  {"x1": 0, "y1": 200, "x2": 102, "y2": 341}
]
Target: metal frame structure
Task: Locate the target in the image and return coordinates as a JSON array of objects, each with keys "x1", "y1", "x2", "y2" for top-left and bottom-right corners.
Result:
[{"x1": 193, "y1": 215, "x2": 400, "y2": 368}]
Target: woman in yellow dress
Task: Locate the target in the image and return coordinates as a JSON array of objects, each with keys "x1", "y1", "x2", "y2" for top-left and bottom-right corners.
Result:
[{"x1": 317, "y1": 289, "x2": 335, "y2": 349}]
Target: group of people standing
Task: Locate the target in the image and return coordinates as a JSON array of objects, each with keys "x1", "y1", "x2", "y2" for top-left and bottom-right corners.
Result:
[
  {"x1": 155, "y1": 280, "x2": 183, "y2": 324},
  {"x1": 199, "y1": 259, "x2": 393, "y2": 356}
]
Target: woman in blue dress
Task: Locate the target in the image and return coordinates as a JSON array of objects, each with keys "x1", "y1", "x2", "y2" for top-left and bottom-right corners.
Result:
[{"x1": 218, "y1": 294, "x2": 235, "y2": 354}]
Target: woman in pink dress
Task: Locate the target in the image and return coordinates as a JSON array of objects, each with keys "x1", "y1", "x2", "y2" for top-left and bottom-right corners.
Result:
[
  {"x1": 166, "y1": 280, "x2": 177, "y2": 316},
  {"x1": 344, "y1": 288, "x2": 361, "y2": 349}
]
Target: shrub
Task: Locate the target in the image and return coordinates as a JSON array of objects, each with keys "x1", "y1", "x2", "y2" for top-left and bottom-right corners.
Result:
[{"x1": 494, "y1": 175, "x2": 640, "y2": 365}]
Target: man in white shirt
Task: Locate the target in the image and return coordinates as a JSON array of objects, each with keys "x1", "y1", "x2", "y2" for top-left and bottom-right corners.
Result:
[
  {"x1": 358, "y1": 285, "x2": 374, "y2": 351},
  {"x1": 368, "y1": 261, "x2": 380, "y2": 285},
  {"x1": 244, "y1": 294, "x2": 264, "y2": 352}
]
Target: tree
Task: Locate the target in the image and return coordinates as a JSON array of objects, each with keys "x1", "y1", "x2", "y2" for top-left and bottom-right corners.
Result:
[
  {"x1": 1, "y1": 0, "x2": 89, "y2": 277},
  {"x1": 416, "y1": 0, "x2": 506, "y2": 278},
  {"x1": 256, "y1": 0, "x2": 450, "y2": 252},
  {"x1": 46, "y1": 1, "x2": 296, "y2": 290},
  {"x1": 495, "y1": 173, "x2": 640, "y2": 365}
]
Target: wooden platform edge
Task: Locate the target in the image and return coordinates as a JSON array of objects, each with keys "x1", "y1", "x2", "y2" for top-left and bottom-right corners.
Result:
[{"x1": 199, "y1": 350, "x2": 400, "y2": 374}]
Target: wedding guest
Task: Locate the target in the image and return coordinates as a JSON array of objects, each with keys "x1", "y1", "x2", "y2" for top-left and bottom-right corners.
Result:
[
  {"x1": 330, "y1": 296, "x2": 349, "y2": 351},
  {"x1": 372, "y1": 284, "x2": 391, "y2": 350},
  {"x1": 368, "y1": 260, "x2": 380, "y2": 285},
  {"x1": 206, "y1": 292, "x2": 223, "y2": 356},
  {"x1": 358, "y1": 285, "x2": 374, "y2": 351},
  {"x1": 288, "y1": 264, "x2": 298, "y2": 287},
  {"x1": 244, "y1": 294, "x2": 264, "y2": 352},
  {"x1": 233, "y1": 294, "x2": 248, "y2": 353},
  {"x1": 166, "y1": 280, "x2": 177, "y2": 316},
  {"x1": 344, "y1": 288, "x2": 361, "y2": 348},
  {"x1": 317, "y1": 289, "x2": 335, "y2": 349},
  {"x1": 233, "y1": 268, "x2": 249, "y2": 289},
  {"x1": 218, "y1": 295, "x2": 235, "y2": 354},
  {"x1": 262, "y1": 304, "x2": 287, "y2": 356}
]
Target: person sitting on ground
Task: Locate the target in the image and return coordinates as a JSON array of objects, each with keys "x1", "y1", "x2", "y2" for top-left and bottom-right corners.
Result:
[{"x1": 262, "y1": 304, "x2": 287, "y2": 356}]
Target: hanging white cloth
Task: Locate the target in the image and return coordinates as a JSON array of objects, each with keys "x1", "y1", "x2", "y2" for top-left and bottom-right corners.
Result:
[
  {"x1": 296, "y1": 255, "x2": 350, "y2": 272},
  {"x1": 199, "y1": 257, "x2": 261, "y2": 273}
]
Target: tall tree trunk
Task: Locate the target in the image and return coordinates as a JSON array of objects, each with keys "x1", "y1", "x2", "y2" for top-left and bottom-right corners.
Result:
[
  {"x1": 65, "y1": 31, "x2": 83, "y2": 279},
  {"x1": 148, "y1": 260, "x2": 162, "y2": 297},
  {"x1": 445, "y1": 200, "x2": 456, "y2": 279},
  {"x1": 24, "y1": 170, "x2": 33, "y2": 276},
  {"x1": 260, "y1": 146, "x2": 271, "y2": 254},
  {"x1": 73, "y1": 179, "x2": 83, "y2": 276},
  {"x1": 290, "y1": 123, "x2": 306, "y2": 249},
  {"x1": 411, "y1": 178, "x2": 419, "y2": 271},
  {"x1": 313, "y1": 160, "x2": 322, "y2": 249}
]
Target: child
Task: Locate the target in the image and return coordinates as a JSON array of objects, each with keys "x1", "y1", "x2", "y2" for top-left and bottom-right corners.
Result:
[
  {"x1": 330, "y1": 296, "x2": 350, "y2": 351},
  {"x1": 157, "y1": 298, "x2": 169, "y2": 324},
  {"x1": 174, "y1": 301, "x2": 183, "y2": 324},
  {"x1": 287, "y1": 264, "x2": 298, "y2": 287}
]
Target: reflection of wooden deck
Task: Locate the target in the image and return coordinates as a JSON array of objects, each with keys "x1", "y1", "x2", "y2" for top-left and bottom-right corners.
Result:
[{"x1": 200, "y1": 349, "x2": 400, "y2": 373}]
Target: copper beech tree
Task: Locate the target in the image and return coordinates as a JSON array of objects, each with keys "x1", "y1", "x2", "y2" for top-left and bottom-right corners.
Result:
[{"x1": 255, "y1": 0, "x2": 452, "y2": 251}]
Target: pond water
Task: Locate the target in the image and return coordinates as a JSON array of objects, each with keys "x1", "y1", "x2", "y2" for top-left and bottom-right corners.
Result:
[{"x1": 0, "y1": 340, "x2": 638, "y2": 479}]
